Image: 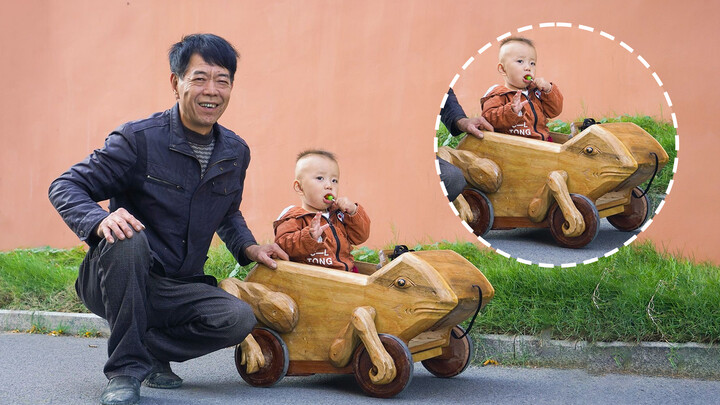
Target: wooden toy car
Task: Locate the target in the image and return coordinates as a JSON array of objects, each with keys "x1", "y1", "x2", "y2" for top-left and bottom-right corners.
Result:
[
  {"x1": 438, "y1": 122, "x2": 669, "y2": 248},
  {"x1": 219, "y1": 249, "x2": 494, "y2": 398}
]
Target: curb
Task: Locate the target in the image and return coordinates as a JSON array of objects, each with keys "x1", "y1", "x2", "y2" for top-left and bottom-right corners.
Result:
[
  {"x1": 2, "y1": 310, "x2": 718, "y2": 379},
  {"x1": 473, "y1": 333, "x2": 720, "y2": 379},
  {"x1": 0, "y1": 309, "x2": 110, "y2": 336}
]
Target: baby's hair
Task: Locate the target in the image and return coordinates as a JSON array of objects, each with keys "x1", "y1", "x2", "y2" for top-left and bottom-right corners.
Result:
[
  {"x1": 296, "y1": 149, "x2": 337, "y2": 163},
  {"x1": 499, "y1": 36, "x2": 535, "y2": 49}
]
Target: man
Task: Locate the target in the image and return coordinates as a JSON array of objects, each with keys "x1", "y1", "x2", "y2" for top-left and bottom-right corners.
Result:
[
  {"x1": 48, "y1": 34, "x2": 287, "y2": 405},
  {"x1": 438, "y1": 88, "x2": 493, "y2": 205}
]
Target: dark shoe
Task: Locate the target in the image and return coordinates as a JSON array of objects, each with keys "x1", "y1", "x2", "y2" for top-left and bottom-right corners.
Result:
[
  {"x1": 100, "y1": 376, "x2": 140, "y2": 405},
  {"x1": 144, "y1": 361, "x2": 183, "y2": 389}
]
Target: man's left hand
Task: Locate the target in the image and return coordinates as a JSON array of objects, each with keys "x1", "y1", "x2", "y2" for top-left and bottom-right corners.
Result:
[
  {"x1": 457, "y1": 117, "x2": 494, "y2": 139},
  {"x1": 245, "y1": 243, "x2": 289, "y2": 270}
]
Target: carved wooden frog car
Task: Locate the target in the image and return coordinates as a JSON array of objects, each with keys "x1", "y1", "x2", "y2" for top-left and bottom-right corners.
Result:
[
  {"x1": 438, "y1": 122, "x2": 669, "y2": 248},
  {"x1": 219, "y1": 249, "x2": 494, "y2": 398}
]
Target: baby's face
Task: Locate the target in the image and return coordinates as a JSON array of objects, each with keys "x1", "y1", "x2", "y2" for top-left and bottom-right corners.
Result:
[
  {"x1": 498, "y1": 41, "x2": 537, "y2": 91},
  {"x1": 294, "y1": 155, "x2": 340, "y2": 213}
]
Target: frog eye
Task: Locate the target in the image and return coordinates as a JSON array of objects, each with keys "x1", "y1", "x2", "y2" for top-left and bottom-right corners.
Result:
[
  {"x1": 394, "y1": 277, "x2": 410, "y2": 289},
  {"x1": 584, "y1": 146, "x2": 597, "y2": 155}
]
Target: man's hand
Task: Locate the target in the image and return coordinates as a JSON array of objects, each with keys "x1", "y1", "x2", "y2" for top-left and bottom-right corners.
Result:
[
  {"x1": 245, "y1": 243, "x2": 289, "y2": 270},
  {"x1": 512, "y1": 91, "x2": 529, "y2": 115},
  {"x1": 456, "y1": 117, "x2": 493, "y2": 139},
  {"x1": 96, "y1": 208, "x2": 145, "y2": 244},
  {"x1": 309, "y1": 212, "x2": 330, "y2": 240}
]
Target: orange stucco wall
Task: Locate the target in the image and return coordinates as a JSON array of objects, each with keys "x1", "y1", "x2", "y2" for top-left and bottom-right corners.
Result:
[{"x1": 1, "y1": 0, "x2": 718, "y2": 264}]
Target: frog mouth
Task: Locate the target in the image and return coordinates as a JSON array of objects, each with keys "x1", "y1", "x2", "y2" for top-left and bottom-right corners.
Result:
[{"x1": 408, "y1": 303, "x2": 455, "y2": 315}]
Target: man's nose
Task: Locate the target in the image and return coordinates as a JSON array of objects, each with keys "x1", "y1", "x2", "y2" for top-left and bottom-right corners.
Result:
[{"x1": 202, "y1": 80, "x2": 219, "y2": 95}]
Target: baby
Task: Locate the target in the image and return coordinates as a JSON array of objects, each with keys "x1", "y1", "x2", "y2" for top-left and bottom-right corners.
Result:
[
  {"x1": 273, "y1": 150, "x2": 370, "y2": 272},
  {"x1": 481, "y1": 36, "x2": 563, "y2": 141}
]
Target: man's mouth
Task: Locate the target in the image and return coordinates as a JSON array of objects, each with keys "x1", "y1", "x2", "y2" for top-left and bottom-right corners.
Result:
[{"x1": 199, "y1": 103, "x2": 218, "y2": 109}]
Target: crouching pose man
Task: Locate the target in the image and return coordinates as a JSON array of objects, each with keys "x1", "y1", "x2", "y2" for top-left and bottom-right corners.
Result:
[{"x1": 48, "y1": 33, "x2": 287, "y2": 405}]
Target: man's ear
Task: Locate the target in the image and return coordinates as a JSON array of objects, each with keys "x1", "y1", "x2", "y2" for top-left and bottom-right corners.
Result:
[
  {"x1": 293, "y1": 180, "x2": 303, "y2": 195},
  {"x1": 170, "y1": 73, "x2": 179, "y2": 100}
]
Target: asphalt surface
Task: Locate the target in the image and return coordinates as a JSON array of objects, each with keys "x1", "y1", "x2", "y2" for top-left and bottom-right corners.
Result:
[
  {"x1": 481, "y1": 218, "x2": 640, "y2": 266},
  {"x1": 2, "y1": 332, "x2": 720, "y2": 405}
]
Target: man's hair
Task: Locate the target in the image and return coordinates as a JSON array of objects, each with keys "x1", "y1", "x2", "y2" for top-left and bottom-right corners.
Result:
[
  {"x1": 499, "y1": 36, "x2": 535, "y2": 50},
  {"x1": 169, "y1": 33, "x2": 240, "y2": 82},
  {"x1": 296, "y1": 149, "x2": 337, "y2": 163}
]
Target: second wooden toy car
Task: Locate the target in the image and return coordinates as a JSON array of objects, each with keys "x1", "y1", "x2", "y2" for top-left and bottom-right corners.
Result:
[{"x1": 438, "y1": 122, "x2": 669, "y2": 248}]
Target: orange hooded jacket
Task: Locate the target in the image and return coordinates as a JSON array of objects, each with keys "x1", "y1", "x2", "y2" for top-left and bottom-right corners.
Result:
[
  {"x1": 273, "y1": 205, "x2": 370, "y2": 272},
  {"x1": 481, "y1": 83, "x2": 563, "y2": 141}
]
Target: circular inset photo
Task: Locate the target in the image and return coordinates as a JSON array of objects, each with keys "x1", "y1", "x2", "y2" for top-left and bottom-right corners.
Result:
[{"x1": 435, "y1": 23, "x2": 677, "y2": 267}]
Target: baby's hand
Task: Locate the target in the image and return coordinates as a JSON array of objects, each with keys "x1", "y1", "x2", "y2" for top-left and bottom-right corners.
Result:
[
  {"x1": 332, "y1": 197, "x2": 358, "y2": 215},
  {"x1": 309, "y1": 212, "x2": 329, "y2": 240},
  {"x1": 512, "y1": 91, "x2": 529, "y2": 115},
  {"x1": 533, "y1": 77, "x2": 552, "y2": 93}
]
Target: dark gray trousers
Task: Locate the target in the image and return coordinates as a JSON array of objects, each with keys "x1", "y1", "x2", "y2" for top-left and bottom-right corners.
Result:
[
  {"x1": 438, "y1": 157, "x2": 467, "y2": 201},
  {"x1": 75, "y1": 231, "x2": 256, "y2": 380}
]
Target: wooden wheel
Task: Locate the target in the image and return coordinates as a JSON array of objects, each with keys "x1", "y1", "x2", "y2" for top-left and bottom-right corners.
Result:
[
  {"x1": 607, "y1": 187, "x2": 650, "y2": 231},
  {"x1": 421, "y1": 326, "x2": 473, "y2": 378},
  {"x1": 549, "y1": 194, "x2": 599, "y2": 248},
  {"x1": 234, "y1": 327, "x2": 289, "y2": 387},
  {"x1": 352, "y1": 334, "x2": 414, "y2": 398},
  {"x1": 461, "y1": 188, "x2": 494, "y2": 237}
]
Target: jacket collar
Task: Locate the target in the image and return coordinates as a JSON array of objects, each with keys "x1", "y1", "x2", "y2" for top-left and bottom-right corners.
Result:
[{"x1": 167, "y1": 103, "x2": 238, "y2": 164}]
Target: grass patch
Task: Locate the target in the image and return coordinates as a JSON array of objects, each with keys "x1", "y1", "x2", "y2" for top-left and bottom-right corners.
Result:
[
  {"x1": 3, "y1": 241, "x2": 717, "y2": 345},
  {"x1": 375, "y1": 241, "x2": 719, "y2": 345},
  {"x1": 0, "y1": 246, "x2": 87, "y2": 313}
]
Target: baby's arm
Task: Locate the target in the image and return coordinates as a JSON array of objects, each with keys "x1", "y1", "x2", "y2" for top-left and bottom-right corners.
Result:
[
  {"x1": 275, "y1": 216, "x2": 328, "y2": 258},
  {"x1": 342, "y1": 204, "x2": 371, "y2": 245},
  {"x1": 482, "y1": 93, "x2": 526, "y2": 129},
  {"x1": 535, "y1": 80, "x2": 563, "y2": 118}
]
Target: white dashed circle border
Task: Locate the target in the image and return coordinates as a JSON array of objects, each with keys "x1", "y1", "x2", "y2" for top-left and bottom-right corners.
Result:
[{"x1": 434, "y1": 22, "x2": 680, "y2": 268}]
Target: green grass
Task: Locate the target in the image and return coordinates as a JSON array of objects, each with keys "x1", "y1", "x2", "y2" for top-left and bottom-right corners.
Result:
[
  {"x1": 3, "y1": 241, "x2": 718, "y2": 345},
  {"x1": 355, "y1": 242, "x2": 720, "y2": 344},
  {"x1": 0, "y1": 247, "x2": 87, "y2": 312},
  {"x1": 382, "y1": 242, "x2": 719, "y2": 345}
]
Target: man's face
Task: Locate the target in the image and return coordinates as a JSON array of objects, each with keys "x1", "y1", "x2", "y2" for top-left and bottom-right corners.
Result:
[
  {"x1": 498, "y1": 41, "x2": 537, "y2": 91},
  {"x1": 171, "y1": 53, "x2": 233, "y2": 135}
]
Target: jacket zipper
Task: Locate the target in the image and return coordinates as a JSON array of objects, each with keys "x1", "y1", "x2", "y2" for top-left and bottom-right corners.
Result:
[
  {"x1": 324, "y1": 216, "x2": 349, "y2": 271},
  {"x1": 204, "y1": 157, "x2": 235, "y2": 173},
  {"x1": 524, "y1": 93, "x2": 542, "y2": 140},
  {"x1": 146, "y1": 175, "x2": 184, "y2": 191}
]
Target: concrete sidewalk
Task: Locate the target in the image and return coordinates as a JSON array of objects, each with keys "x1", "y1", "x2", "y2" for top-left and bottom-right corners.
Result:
[{"x1": 2, "y1": 309, "x2": 719, "y2": 380}]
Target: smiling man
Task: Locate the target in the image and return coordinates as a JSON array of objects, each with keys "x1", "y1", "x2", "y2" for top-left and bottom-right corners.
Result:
[{"x1": 48, "y1": 34, "x2": 288, "y2": 405}]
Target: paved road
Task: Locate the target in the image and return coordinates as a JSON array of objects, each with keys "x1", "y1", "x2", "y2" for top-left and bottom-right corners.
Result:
[
  {"x1": 482, "y1": 219, "x2": 640, "y2": 266},
  {"x1": 2, "y1": 333, "x2": 719, "y2": 404}
]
